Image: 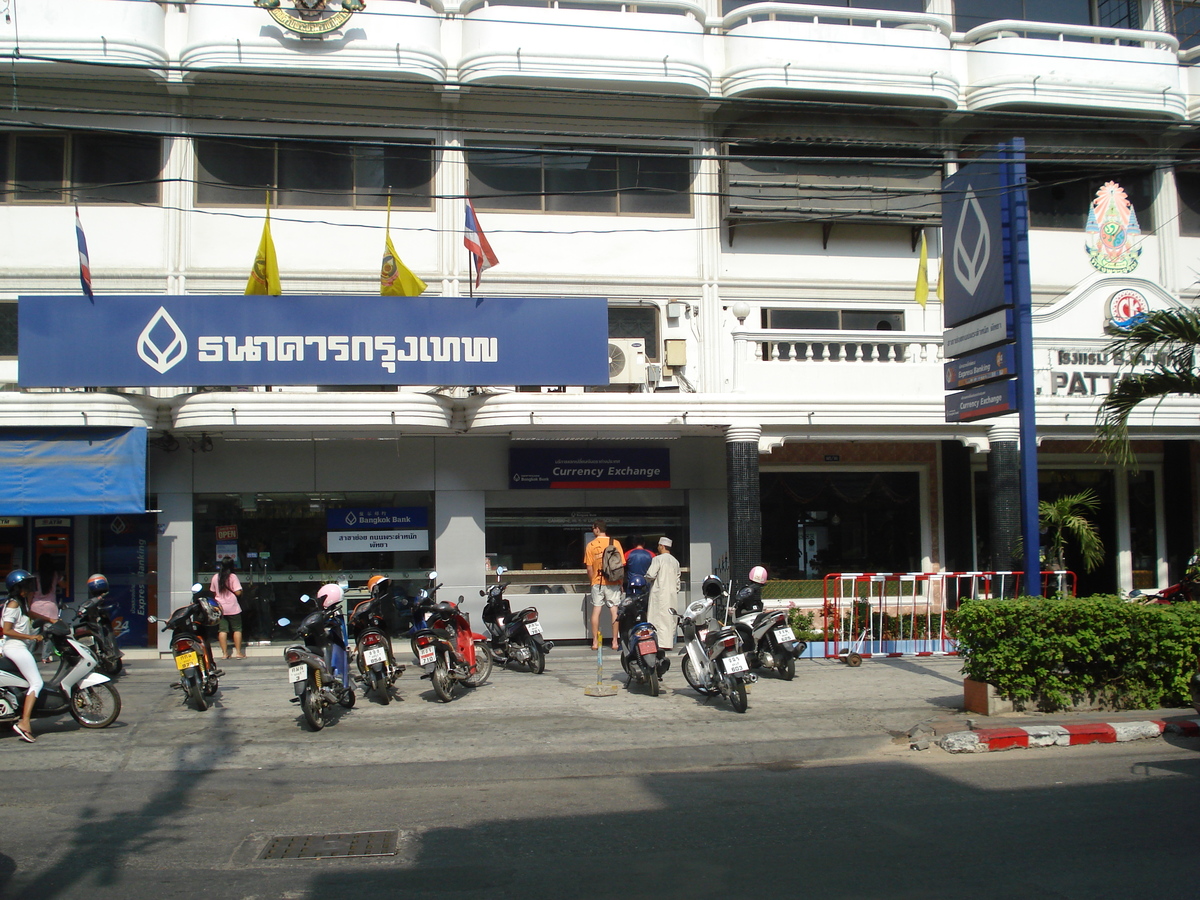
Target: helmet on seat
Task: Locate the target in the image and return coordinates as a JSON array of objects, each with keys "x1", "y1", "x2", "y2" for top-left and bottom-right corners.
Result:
[
  {"x1": 626, "y1": 573, "x2": 648, "y2": 596},
  {"x1": 733, "y1": 585, "x2": 763, "y2": 614},
  {"x1": 366, "y1": 574, "x2": 390, "y2": 598},
  {"x1": 701, "y1": 575, "x2": 725, "y2": 600},
  {"x1": 748, "y1": 566, "x2": 768, "y2": 585},
  {"x1": 87, "y1": 573, "x2": 109, "y2": 597},
  {"x1": 317, "y1": 583, "x2": 343, "y2": 608},
  {"x1": 5, "y1": 569, "x2": 34, "y2": 595}
]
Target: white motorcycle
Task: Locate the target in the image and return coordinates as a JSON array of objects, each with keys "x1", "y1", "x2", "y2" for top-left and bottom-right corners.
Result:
[
  {"x1": 672, "y1": 584, "x2": 754, "y2": 714},
  {"x1": 0, "y1": 620, "x2": 122, "y2": 730}
]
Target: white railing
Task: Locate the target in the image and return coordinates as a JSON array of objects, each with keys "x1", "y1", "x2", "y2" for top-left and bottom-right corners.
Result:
[
  {"x1": 738, "y1": 329, "x2": 943, "y2": 365},
  {"x1": 960, "y1": 20, "x2": 1178, "y2": 53},
  {"x1": 457, "y1": 0, "x2": 707, "y2": 20},
  {"x1": 718, "y1": 3, "x2": 951, "y2": 35}
]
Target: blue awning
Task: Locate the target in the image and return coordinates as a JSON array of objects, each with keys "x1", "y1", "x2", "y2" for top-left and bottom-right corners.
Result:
[{"x1": 0, "y1": 427, "x2": 147, "y2": 515}]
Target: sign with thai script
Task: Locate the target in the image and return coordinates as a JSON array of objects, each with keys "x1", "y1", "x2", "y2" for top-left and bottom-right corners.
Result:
[
  {"x1": 326, "y1": 530, "x2": 429, "y2": 553},
  {"x1": 945, "y1": 345, "x2": 1015, "y2": 390},
  {"x1": 510, "y1": 448, "x2": 670, "y2": 489},
  {"x1": 17, "y1": 296, "x2": 609, "y2": 388},
  {"x1": 326, "y1": 507, "x2": 428, "y2": 530},
  {"x1": 944, "y1": 379, "x2": 1018, "y2": 423},
  {"x1": 943, "y1": 308, "x2": 1012, "y2": 358}
]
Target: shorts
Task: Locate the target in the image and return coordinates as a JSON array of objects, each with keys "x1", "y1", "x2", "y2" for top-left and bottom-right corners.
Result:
[
  {"x1": 219, "y1": 613, "x2": 243, "y2": 633},
  {"x1": 590, "y1": 583, "x2": 623, "y2": 608}
]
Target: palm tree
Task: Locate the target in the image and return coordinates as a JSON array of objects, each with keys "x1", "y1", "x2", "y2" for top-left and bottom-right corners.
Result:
[
  {"x1": 1097, "y1": 307, "x2": 1200, "y2": 464},
  {"x1": 1039, "y1": 489, "x2": 1105, "y2": 573}
]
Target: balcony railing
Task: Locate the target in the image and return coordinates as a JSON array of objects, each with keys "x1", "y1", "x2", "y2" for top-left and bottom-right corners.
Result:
[
  {"x1": 718, "y1": 3, "x2": 951, "y2": 35},
  {"x1": 960, "y1": 20, "x2": 1178, "y2": 52}
]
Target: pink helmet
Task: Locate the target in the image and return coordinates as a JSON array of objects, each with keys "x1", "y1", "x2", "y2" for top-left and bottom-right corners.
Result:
[
  {"x1": 317, "y1": 583, "x2": 343, "y2": 608},
  {"x1": 748, "y1": 566, "x2": 768, "y2": 585}
]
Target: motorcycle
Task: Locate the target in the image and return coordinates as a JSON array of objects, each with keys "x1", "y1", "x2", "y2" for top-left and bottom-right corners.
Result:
[
  {"x1": 410, "y1": 571, "x2": 492, "y2": 702},
  {"x1": 672, "y1": 578, "x2": 754, "y2": 713},
  {"x1": 155, "y1": 583, "x2": 223, "y2": 711},
  {"x1": 724, "y1": 571, "x2": 806, "y2": 680},
  {"x1": 0, "y1": 619, "x2": 122, "y2": 729},
  {"x1": 1127, "y1": 552, "x2": 1200, "y2": 604},
  {"x1": 480, "y1": 566, "x2": 554, "y2": 674},
  {"x1": 281, "y1": 587, "x2": 356, "y2": 731},
  {"x1": 350, "y1": 577, "x2": 405, "y2": 704},
  {"x1": 69, "y1": 573, "x2": 124, "y2": 677},
  {"x1": 616, "y1": 573, "x2": 669, "y2": 696}
]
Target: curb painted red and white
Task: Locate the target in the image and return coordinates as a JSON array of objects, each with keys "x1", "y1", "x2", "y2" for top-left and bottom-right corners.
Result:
[{"x1": 939, "y1": 717, "x2": 1200, "y2": 753}]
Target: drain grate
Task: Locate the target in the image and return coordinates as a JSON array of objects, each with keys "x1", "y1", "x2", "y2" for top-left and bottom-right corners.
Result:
[{"x1": 258, "y1": 830, "x2": 398, "y2": 861}]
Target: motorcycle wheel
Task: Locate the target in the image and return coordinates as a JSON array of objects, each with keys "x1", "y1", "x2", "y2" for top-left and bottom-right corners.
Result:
[
  {"x1": 779, "y1": 655, "x2": 796, "y2": 681},
  {"x1": 527, "y1": 642, "x2": 545, "y2": 675},
  {"x1": 371, "y1": 667, "x2": 391, "y2": 705},
  {"x1": 681, "y1": 655, "x2": 714, "y2": 696},
  {"x1": 69, "y1": 683, "x2": 121, "y2": 728},
  {"x1": 202, "y1": 674, "x2": 220, "y2": 697},
  {"x1": 338, "y1": 687, "x2": 356, "y2": 709},
  {"x1": 301, "y1": 683, "x2": 325, "y2": 731},
  {"x1": 186, "y1": 671, "x2": 208, "y2": 711},
  {"x1": 646, "y1": 666, "x2": 660, "y2": 697},
  {"x1": 431, "y1": 657, "x2": 456, "y2": 703},
  {"x1": 465, "y1": 641, "x2": 493, "y2": 687},
  {"x1": 728, "y1": 677, "x2": 749, "y2": 714}
]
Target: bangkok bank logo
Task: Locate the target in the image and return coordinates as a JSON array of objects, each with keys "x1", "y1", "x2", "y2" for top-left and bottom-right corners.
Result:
[
  {"x1": 952, "y1": 187, "x2": 991, "y2": 296},
  {"x1": 137, "y1": 307, "x2": 188, "y2": 374}
]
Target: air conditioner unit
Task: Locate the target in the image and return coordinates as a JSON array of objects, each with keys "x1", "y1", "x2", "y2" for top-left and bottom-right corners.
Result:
[{"x1": 608, "y1": 339, "x2": 647, "y2": 385}]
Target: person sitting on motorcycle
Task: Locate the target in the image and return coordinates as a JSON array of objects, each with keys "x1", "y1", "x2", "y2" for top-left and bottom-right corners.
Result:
[{"x1": 1, "y1": 570, "x2": 45, "y2": 743}]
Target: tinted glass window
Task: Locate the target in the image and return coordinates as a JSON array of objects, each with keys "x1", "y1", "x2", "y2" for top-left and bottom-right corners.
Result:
[
  {"x1": 0, "y1": 302, "x2": 16, "y2": 357},
  {"x1": 545, "y1": 151, "x2": 617, "y2": 213},
  {"x1": 1027, "y1": 165, "x2": 1154, "y2": 231},
  {"x1": 72, "y1": 133, "x2": 161, "y2": 203},
  {"x1": 195, "y1": 138, "x2": 274, "y2": 205},
  {"x1": 277, "y1": 141, "x2": 351, "y2": 208},
  {"x1": 954, "y1": 0, "x2": 1090, "y2": 30},
  {"x1": 13, "y1": 135, "x2": 65, "y2": 201},
  {"x1": 1177, "y1": 168, "x2": 1200, "y2": 235}
]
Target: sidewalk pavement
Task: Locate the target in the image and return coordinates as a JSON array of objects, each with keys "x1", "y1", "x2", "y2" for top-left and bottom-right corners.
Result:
[{"x1": 115, "y1": 642, "x2": 1200, "y2": 756}]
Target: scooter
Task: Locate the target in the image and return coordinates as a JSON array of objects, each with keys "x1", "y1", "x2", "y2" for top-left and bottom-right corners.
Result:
[
  {"x1": 1127, "y1": 552, "x2": 1200, "y2": 604},
  {"x1": 349, "y1": 578, "x2": 405, "y2": 704},
  {"x1": 281, "y1": 591, "x2": 356, "y2": 731},
  {"x1": 673, "y1": 578, "x2": 754, "y2": 713},
  {"x1": 725, "y1": 575, "x2": 806, "y2": 681},
  {"x1": 616, "y1": 574, "x2": 669, "y2": 696},
  {"x1": 0, "y1": 620, "x2": 122, "y2": 729},
  {"x1": 70, "y1": 575, "x2": 124, "y2": 677},
  {"x1": 480, "y1": 566, "x2": 554, "y2": 674},
  {"x1": 410, "y1": 571, "x2": 492, "y2": 702},
  {"x1": 156, "y1": 583, "x2": 223, "y2": 711}
]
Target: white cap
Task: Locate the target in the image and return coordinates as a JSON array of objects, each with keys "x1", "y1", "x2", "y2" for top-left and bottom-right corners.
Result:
[{"x1": 658, "y1": 537, "x2": 672, "y2": 548}]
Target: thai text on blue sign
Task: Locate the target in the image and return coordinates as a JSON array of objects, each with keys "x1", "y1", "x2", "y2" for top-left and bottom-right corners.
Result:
[
  {"x1": 326, "y1": 507, "x2": 428, "y2": 530},
  {"x1": 510, "y1": 448, "x2": 670, "y2": 489},
  {"x1": 945, "y1": 345, "x2": 1016, "y2": 391},
  {"x1": 945, "y1": 379, "x2": 1018, "y2": 423},
  {"x1": 18, "y1": 296, "x2": 609, "y2": 388}
]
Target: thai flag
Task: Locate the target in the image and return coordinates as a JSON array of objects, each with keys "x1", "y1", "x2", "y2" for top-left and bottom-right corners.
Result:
[
  {"x1": 75, "y1": 206, "x2": 93, "y2": 301},
  {"x1": 463, "y1": 199, "x2": 499, "y2": 288}
]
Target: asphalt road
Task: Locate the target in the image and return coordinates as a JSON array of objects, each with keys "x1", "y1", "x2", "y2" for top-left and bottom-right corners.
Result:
[{"x1": 1, "y1": 651, "x2": 1197, "y2": 899}]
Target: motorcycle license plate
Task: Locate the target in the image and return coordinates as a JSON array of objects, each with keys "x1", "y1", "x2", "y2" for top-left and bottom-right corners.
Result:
[
  {"x1": 364, "y1": 647, "x2": 387, "y2": 666},
  {"x1": 722, "y1": 653, "x2": 749, "y2": 674},
  {"x1": 417, "y1": 646, "x2": 436, "y2": 667},
  {"x1": 773, "y1": 625, "x2": 797, "y2": 643},
  {"x1": 637, "y1": 640, "x2": 658, "y2": 657},
  {"x1": 288, "y1": 664, "x2": 307, "y2": 684},
  {"x1": 525, "y1": 621, "x2": 543, "y2": 636},
  {"x1": 175, "y1": 651, "x2": 199, "y2": 671}
]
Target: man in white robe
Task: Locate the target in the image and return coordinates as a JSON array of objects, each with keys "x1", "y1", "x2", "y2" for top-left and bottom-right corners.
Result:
[{"x1": 644, "y1": 537, "x2": 681, "y2": 650}]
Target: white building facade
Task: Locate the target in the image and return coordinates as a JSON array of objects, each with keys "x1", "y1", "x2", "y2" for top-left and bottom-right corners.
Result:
[{"x1": 1, "y1": 0, "x2": 1199, "y2": 649}]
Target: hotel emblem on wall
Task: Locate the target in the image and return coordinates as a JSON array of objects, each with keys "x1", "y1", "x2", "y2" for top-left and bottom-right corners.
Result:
[
  {"x1": 1085, "y1": 181, "x2": 1141, "y2": 274},
  {"x1": 253, "y1": 0, "x2": 365, "y2": 37},
  {"x1": 1105, "y1": 288, "x2": 1151, "y2": 333}
]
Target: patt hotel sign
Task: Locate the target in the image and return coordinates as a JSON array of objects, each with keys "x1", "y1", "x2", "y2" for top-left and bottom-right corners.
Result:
[{"x1": 18, "y1": 296, "x2": 609, "y2": 388}]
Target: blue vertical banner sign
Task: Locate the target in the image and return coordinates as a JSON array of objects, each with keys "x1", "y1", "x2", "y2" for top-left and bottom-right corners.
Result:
[{"x1": 96, "y1": 514, "x2": 156, "y2": 647}]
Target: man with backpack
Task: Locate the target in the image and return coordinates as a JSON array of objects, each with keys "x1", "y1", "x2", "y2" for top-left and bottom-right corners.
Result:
[{"x1": 584, "y1": 519, "x2": 624, "y2": 650}]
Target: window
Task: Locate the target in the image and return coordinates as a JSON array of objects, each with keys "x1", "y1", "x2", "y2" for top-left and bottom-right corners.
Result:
[
  {"x1": 0, "y1": 301, "x2": 15, "y2": 357},
  {"x1": 953, "y1": 0, "x2": 1092, "y2": 31},
  {"x1": 195, "y1": 137, "x2": 433, "y2": 208},
  {"x1": 762, "y1": 308, "x2": 904, "y2": 331},
  {"x1": 724, "y1": 144, "x2": 942, "y2": 226},
  {"x1": 722, "y1": 0, "x2": 924, "y2": 13},
  {"x1": 467, "y1": 145, "x2": 692, "y2": 215},
  {"x1": 0, "y1": 132, "x2": 161, "y2": 204},
  {"x1": 1178, "y1": 165, "x2": 1200, "y2": 235},
  {"x1": 1167, "y1": 1, "x2": 1200, "y2": 50},
  {"x1": 610, "y1": 305, "x2": 660, "y2": 361},
  {"x1": 1026, "y1": 164, "x2": 1154, "y2": 231}
]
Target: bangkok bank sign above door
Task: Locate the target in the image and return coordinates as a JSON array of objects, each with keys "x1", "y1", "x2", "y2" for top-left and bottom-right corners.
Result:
[{"x1": 17, "y1": 295, "x2": 609, "y2": 388}]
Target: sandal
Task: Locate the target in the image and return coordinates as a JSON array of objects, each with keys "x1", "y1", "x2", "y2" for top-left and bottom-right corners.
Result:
[{"x1": 13, "y1": 723, "x2": 35, "y2": 743}]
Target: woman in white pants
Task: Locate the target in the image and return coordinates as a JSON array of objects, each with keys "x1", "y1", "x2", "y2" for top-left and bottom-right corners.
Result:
[{"x1": 2, "y1": 569, "x2": 45, "y2": 743}]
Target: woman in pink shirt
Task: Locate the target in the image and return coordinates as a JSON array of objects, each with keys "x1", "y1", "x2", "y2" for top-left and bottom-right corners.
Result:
[{"x1": 209, "y1": 557, "x2": 245, "y2": 659}]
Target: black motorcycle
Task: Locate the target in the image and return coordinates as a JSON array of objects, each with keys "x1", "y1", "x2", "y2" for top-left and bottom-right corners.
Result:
[
  {"x1": 480, "y1": 566, "x2": 554, "y2": 674},
  {"x1": 71, "y1": 583, "x2": 124, "y2": 677},
  {"x1": 156, "y1": 583, "x2": 223, "y2": 711},
  {"x1": 349, "y1": 581, "x2": 405, "y2": 704},
  {"x1": 724, "y1": 582, "x2": 806, "y2": 681},
  {"x1": 616, "y1": 574, "x2": 669, "y2": 695},
  {"x1": 281, "y1": 593, "x2": 356, "y2": 731}
]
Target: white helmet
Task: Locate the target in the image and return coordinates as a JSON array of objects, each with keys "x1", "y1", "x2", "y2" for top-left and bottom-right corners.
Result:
[{"x1": 748, "y1": 566, "x2": 768, "y2": 585}]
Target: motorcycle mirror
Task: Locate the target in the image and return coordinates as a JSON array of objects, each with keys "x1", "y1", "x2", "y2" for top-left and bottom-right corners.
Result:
[
  {"x1": 300, "y1": 594, "x2": 311, "y2": 604},
  {"x1": 479, "y1": 590, "x2": 486, "y2": 597},
  {"x1": 277, "y1": 617, "x2": 291, "y2": 627},
  {"x1": 147, "y1": 615, "x2": 158, "y2": 624},
  {"x1": 495, "y1": 565, "x2": 507, "y2": 576},
  {"x1": 427, "y1": 570, "x2": 438, "y2": 580},
  {"x1": 190, "y1": 583, "x2": 203, "y2": 593}
]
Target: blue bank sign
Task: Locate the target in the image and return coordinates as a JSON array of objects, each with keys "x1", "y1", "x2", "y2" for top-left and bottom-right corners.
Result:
[{"x1": 18, "y1": 295, "x2": 609, "y2": 387}]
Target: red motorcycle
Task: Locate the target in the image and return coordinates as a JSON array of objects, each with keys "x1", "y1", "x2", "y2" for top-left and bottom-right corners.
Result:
[
  {"x1": 409, "y1": 572, "x2": 492, "y2": 702},
  {"x1": 1128, "y1": 553, "x2": 1199, "y2": 604}
]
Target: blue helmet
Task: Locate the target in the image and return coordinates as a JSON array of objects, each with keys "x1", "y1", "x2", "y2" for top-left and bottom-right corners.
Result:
[
  {"x1": 88, "y1": 573, "x2": 109, "y2": 597},
  {"x1": 627, "y1": 573, "x2": 648, "y2": 593},
  {"x1": 5, "y1": 569, "x2": 34, "y2": 595}
]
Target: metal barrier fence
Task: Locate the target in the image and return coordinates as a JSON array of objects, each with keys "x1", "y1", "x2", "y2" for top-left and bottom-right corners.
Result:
[{"x1": 821, "y1": 570, "x2": 1076, "y2": 665}]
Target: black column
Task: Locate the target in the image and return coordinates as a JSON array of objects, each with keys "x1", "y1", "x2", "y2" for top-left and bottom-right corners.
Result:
[
  {"x1": 726, "y1": 426, "x2": 761, "y2": 593},
  {"x1": 987, "y1": 425, "x2": 1022, "y2": 584}
]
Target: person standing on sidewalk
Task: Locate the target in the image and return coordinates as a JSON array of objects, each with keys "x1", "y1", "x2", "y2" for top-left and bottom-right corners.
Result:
[
  {"x1": 210, "y1": 557, "x2": 245, "y2": 660},
  {"x1": 644, "y1": 537, "x2": 680, "y2": 650},
  {"x1": 584, "y1": 520, "x2": 623, "y2": 650}
]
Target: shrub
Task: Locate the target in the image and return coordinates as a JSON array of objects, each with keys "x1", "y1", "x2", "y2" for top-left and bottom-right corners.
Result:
[{"x1": 950, "y1": 595, "x2": 1200, "y2": 711}]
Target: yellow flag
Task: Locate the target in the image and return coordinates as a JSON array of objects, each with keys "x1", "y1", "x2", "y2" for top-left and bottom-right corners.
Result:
[
  {"x1": 936, "y1": 251, "x2": 944, "y2": 303},
  {"x1": 245, "y1": 216, "x2": 281, "y2": 296},
  {"x1": 915, "y1": 230, "x2": 929, "y2": 309},
  {"x1": 381, "y1": 233, "x2": 426, "y2": 297}
]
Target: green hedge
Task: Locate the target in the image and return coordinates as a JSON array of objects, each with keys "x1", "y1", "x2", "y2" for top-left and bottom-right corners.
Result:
[{"x1": 951, "y1": 595, "x2": 1200, "y2": 711}]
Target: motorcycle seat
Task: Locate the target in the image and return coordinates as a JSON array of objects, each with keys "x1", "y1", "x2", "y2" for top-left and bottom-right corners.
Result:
[{"x1": 0, "y1": 656, "x2": 21, "y2": 675}]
